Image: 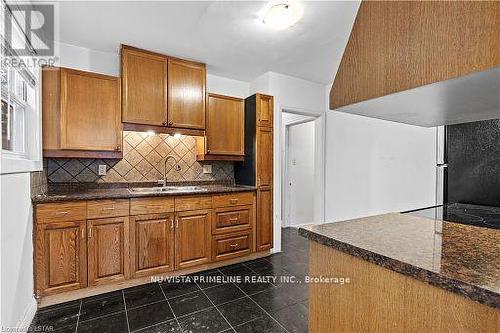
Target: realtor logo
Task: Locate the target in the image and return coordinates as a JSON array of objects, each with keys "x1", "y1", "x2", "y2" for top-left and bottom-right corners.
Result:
[{"x1": 4, "y1": 4, "x2": 54, "y2": 56}]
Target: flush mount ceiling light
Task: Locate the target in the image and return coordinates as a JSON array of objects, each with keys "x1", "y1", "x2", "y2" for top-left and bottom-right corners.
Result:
[{"x1": 263, "y1": 1, "x2": 303, "y2": 29}]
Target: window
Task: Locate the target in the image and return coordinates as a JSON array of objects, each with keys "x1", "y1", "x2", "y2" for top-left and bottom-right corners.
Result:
[{"x1": 0, "y1": 0, "x2": 42, "y2": 174}]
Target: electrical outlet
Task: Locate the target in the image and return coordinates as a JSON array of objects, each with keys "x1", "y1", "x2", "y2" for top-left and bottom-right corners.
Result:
[
  {"x1": 202, "y1": 164, "x2": 212, "y2": 174},
  {"x1": 98, "y1": 164, "x2": 107, "y2": 176}
]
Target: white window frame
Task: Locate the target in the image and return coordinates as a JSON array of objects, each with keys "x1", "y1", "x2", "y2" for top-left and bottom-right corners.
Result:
[{"x1": 0, "y1": 0, "x2": 43, "y2": 174}]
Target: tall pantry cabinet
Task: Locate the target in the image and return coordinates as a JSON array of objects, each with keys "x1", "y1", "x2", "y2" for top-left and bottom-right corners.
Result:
[{"x1": 235, "y1": 94, "x2": 274, "y2": 251}]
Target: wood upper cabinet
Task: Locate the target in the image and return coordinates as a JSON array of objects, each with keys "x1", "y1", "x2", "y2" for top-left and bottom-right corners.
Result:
[
  {"x1": 257, "y1": 127, "x2": 273, "y2": 187},
  {"x1": 130, "y1": 213, "x2": 175, "y2": 277},
  {"x1": 87, "y1": 217, "x2": 130, "y2": 286},
  {"x1": 256, "y1": 188, "x2": 273, "y2": 251},
  {"x1": 256, "y1": 94, "x2": 273, "y2": 128},
  {"x1": 35, "y1": 220, "x2": 87, "y2": 296},
  {"x1": 168, "y1": 58, "x2": 206, "y2": 129},
  {"x1": 42, "y1": 67, "x2": 122, "y2": 158},
  {"x1": 121, "y1": 46, "x2": 167, "y2": 126},
  {"x1": 174, "y1": 209, "x2": 211, "y2": 269},
  {"x1": 204, "y1": 94, "x2": 244, "y2": 156}
]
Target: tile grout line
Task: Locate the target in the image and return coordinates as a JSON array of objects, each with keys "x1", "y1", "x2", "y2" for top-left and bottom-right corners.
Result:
[
  {"x1": 74, "y1": 300, "x2": 82, "y2": 333},
  {"x1": 158, "y1": 283, "x2": 183, "y2": 332},
  {"x1": 231, "y1": 265, "x2": 291, "y2": 333},
  {"x1": 122, "y1": 290, "x2": 131, "y2": 333},
  {"x1": 194, "y1": 280, "x2": 236, "y2": 333}
]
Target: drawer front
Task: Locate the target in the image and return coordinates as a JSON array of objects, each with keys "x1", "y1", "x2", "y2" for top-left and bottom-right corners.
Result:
[
  {"x1": 87, "y1": 199, "x2": 130, "y2": 219},
  {"x1": 213, "y1": 206, "x2": 252, "y2": 234},
  {"x1": 130, "y1": 197, "x2": 175, "y2": 215},
  {"x1": 36, "y1": 202, "x2": 87, "y2": 224},
  {"x1": 212, "y1": 231, "x2": 252, "y2": 261},
  {"x1": 175, "y1": 195, "x2": 212, "y2": 211},
  {"x1": 212, "y1": 192, "x2": 254, "y2": 208}
]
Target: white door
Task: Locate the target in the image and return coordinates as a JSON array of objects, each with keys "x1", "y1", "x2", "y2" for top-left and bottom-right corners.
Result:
[{"x1": 287, "y1": 121, "x2": 315, "y2": 226}]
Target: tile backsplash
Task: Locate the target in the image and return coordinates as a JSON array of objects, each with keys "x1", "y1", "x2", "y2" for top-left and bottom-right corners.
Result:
[{"x1": 45, "y1": 131, "x2": 234, "y2": 183}]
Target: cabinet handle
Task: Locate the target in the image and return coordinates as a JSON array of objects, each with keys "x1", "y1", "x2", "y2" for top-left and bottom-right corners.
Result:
[
  {"x1": 168, "y1": 121, "x2": 173, "y2": 126},
  {"x1": 229, "y1": 243, "x2": 238, "y2": 248},
  {"x1": 115, "y1": 145, "x2": 121, "y2": 151},
  {"x1": 229, "y1": 198, "x2": 238, "y2": 204},
  {"x1": 163, "y1": 121, "x2": 167, "y2": 126},
  {"x1": 170, "y1": 218, "x2": 174, "y2": 229},
  {"x1": 88, "y1": 227, "x2": 93, "y2": 238},
  {"x1": 229, "y1": 217, "x2": 239, "y2": 223},
  {"x1": 81, "y1": 228, "x2": 85, "y2": 239},
  {"x1": 207, "y1": 149, "x2": 211, "y2": 153},
  {"x1": 101, "y1": 207, "x2": 115, "y2": 211},
  {"x1": 176, "y1": 218, "x2": 179, "y2": 229},
  {"x1": 55, "y1": 211, "x2": 68, "y2": 215}
]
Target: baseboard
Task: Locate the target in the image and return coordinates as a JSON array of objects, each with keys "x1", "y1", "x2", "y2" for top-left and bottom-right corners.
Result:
[{"x1": 15, "y1": 296, "x2": 37, "y2": 332}]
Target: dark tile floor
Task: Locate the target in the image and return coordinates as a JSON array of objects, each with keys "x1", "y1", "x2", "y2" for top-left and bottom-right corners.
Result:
[{"x1": 30, "y1": 228, "x2": 310, "y2": 333}]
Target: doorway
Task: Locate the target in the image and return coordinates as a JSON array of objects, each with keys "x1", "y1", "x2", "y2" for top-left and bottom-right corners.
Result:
[{"x1": 282, "y1": 111, "x2": 318, "y2": 227}]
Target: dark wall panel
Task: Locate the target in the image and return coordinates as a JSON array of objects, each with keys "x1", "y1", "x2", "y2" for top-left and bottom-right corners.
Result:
[{"x1": 447, "y1": 119, "x2": 500, "y2": 206}]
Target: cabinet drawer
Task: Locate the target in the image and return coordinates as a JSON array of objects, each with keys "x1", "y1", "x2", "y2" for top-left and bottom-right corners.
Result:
[
  {"x1": 36, "y1": 202, "x2": 87, "y2": 224},
  {"x1": 212, "y1": 192, "x2": 254, "y2": 208},
  {"x1": 212, "y1": 206, "x2": 252, "y2": 235},
  {"x1": 175, "y1": 195, "x2": 212, "y2": 211},
  {"x1": 130, "y1": 197, "x2": 174, "y2": 215},
  {"x1": 87, "y1": 199, "x2": 129, "y2": 219},
  {"x1": 212, "y1": 231, "x2": 252, "y2": 261}
]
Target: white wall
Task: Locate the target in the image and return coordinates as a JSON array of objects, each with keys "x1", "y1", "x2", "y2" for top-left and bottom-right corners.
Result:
[
  {"x1": 287, "y1": 121, "x2": 315, "y2": 225},
  {"x1": 324, "y1": 111, "x2": 437, "y2": 222},
  {"x1": 0, "y1": 173, "x2": 37, "y2": 330}
]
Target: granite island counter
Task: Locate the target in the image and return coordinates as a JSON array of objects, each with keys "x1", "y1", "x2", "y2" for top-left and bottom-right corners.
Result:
[{"x1": 299, "y1": 213, "x2": 500, "y2": 333}]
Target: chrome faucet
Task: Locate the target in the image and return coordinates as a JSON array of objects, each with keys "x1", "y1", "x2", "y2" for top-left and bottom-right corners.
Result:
[{"x1": 160, "y1": 155, "x2": 180, "y2": 187}]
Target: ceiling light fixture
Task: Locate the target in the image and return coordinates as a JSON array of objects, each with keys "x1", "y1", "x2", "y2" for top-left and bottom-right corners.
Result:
[{"x1": 263, "y1": 1, "x2": 303, "y2": 30}]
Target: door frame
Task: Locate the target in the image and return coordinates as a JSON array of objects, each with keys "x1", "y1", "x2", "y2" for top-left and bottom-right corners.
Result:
[{"x1": 281, "y1": 110, "x2": 321, "y2": 227}]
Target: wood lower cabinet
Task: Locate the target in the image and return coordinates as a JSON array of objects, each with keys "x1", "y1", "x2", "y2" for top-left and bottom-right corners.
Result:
[
  {"x1": 174, "y1": 209, "x2": 212, "y2": 269},
  {"x1": 256, "y1": 188, "x2": 273, "y2": 251},
  {"x1": 35, "y1": 221, "x2": 87, "y2": 296},
  {"x1": 130, "y1": 213, "x2": 175, "y2": 277},
  {"x1": 87, "y1": 217, "x2": 130, "y2": 286},
  {"x1": 212, "y1": 231, "x2": 252, "y2": 261},
  {"x1": 42, "y1": 67, "x2": 122, "y2": 158},
  {"x1": 34, "y1": 192, "x2": 259, "y2": 299}
]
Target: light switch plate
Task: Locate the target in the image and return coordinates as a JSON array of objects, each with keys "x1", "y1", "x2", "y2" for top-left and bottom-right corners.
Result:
[
  {"x1": 202, "y1": 164, "x2": 212, "y2": 174},
  {"x1": 98, "y1": 164, "x2": 107, "y2": 176}
]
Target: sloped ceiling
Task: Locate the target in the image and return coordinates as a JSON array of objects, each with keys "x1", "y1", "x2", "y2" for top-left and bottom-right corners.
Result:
[{"x1": 55, "y1": 1, "x2": 360, "y2": 84}]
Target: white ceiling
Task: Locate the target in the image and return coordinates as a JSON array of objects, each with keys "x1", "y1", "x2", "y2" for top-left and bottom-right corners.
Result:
[{"x1": 55, "y1": 1, "x2": 360, "y2": 84}]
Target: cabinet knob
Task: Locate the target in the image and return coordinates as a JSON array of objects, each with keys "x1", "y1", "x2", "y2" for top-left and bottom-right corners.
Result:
[
  {"x1": 163, "y1": 121, "x2": 167, "y2": 126},
  {"x1": 168, "y1": 121, "x2": 173, "y2": 126},
  {"x1": 115, "y1": 145, "x2": 121, "y2": 151},
  {"x1": 207, "y1": 149, "x2": 211, "y2": 153}
]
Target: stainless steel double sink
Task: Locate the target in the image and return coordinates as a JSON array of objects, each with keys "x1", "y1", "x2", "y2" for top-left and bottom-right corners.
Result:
[{"x1": 128, "y1": 186, "x2": 208, "y2": 194}]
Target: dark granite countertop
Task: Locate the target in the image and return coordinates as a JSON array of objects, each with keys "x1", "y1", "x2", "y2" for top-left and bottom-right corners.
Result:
[
  {"x1": 299, "y1": 213, "x2": 500, "y2": 309},
  {"x1": 32, "y1": 182, "x2": 256, "y2": 204}
]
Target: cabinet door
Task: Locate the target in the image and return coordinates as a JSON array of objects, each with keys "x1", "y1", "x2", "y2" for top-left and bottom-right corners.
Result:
[
  {"x1": 175, "y1": 209, "x2": 211, "y2": 269},
  {"x1": 122, "y1": 47, "x2": 167, "y2": 125},
  {"x1": 60, "y1": 68, "x2": 121, "y2": 151},
  {"x1": 130, "y1": 213, "x2": 175, "y2": 277},
  {"x1": 206, "y1": 94, "x2": 244, "y2": 155},
  {"x1": 168, "y1": 58, "x2": 206, "y2": 129},
  {"x1": 87, "y1": 217, "x2": 129, "y2": 286},
  {"x1": 35, "y1": 221, "x2": 87, "y2": 296},
  {"x1": 257, "y1": 127, "x2": 273, "y2": 187},
  {"x1": 256, "y1": 94, "x2": 273, "y2": 128},
  {"x1": 256, "y1": 188, "x2": 273, "y2": 251}
]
